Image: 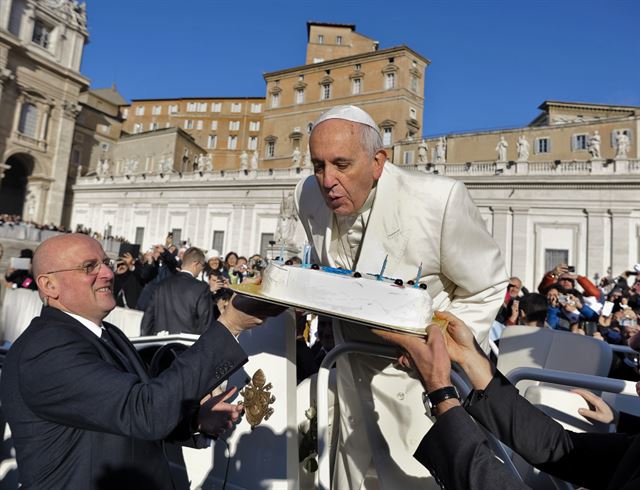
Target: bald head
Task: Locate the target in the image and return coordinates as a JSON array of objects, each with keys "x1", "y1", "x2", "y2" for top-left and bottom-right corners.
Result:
[
  {"x1": 33, "y1": 233, "x2": 99, "y2": 278},
  {"x1": 34, "y1": 234, "x2": 116, "y2": 324}
]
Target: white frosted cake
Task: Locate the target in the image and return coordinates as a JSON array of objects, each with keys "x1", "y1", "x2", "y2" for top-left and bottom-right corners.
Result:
[{"x1": 261, "y1": 262, "x2": 433, "y2": 333}]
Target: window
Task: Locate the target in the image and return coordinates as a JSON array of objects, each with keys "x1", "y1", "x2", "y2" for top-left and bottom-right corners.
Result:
[
  {"x1": 149, "y1": 122, "x2": 158, "y2": 131},
  {"x1": 250, "y1": 103, "x2": 262, "y2": 113},
  {"x1": 196, "y1": 102, "x2": 207, "y2": 112},
  {"x1": 211, "y1": 102, "x2": 222, "y2": 112},
  {"x1": 207, "y1": 135, "x2": 217, "y2": 149},
  {"x1": 133, "y1": 123, "x2": 143, "y2": 134},
  {"x1": 229, "y1": 121, "x2": 240, "y2": 131},
  {"x1": 135, "y1": 106, "x2": 145, "y2": 116},
  {"x1": 169, "y1": 104, "x2": 179, "y2": 114},
  {"x1": 403, "y1": 151, "x2": 414, "y2": 165},
  {"x1": 266, "y1": 141, "x2": 275, "y2": 158},
  {"x1": 186, "y1": 102, "x2": 196, "y2": 112},
  {"x1": 318, "y1": 34, "x2": 324, "y2": 44},
  {"x1": 135, "y1": 227, "x2": 145, "y2": 246},
  {"x1": 355, "y1": 63, "x2": 361, "y2": 70},
  {"x1": 411, "y1": 75, "x2": 418, "y2": 92},
  {"x1": 260, "y1": 233, "x2": 274, "y2": 258},
  {"x1": 165, "y1": 122, "x2": 171, "y2": 128},
  {"x1": 336, "y1": 35, "x2": 343, "y2": 45},
  {"x1": 321, "y1": 83, "x2": 331, "y2": 100},
  {"x1": 249, "y1": 121, "x2": 260, "y2": 131},
  {"x1": 227, "y1": 135, "x2": 238, "y2": 149},
  {"x1": 231, "y1": 103, "x2": 242, "y2": 113},
  {"x1": 184, "y1": 120, "x2": 194, "y2": 129},
  {"x1": 535, "y1": 137, "x2": 550, "y2": 154},
  {"x1": 152, "y1": 105, "x2": 162, "y2": 115},
  {"x1": 32, "y1": 20, "x2": 51, "y2": 49},
  {"x1": 409, "y1": 107, "x2": 417, "y2": 120},
  {"x1": 296, "y1": 88, "x2": 305, "y2": 104},
  {"x1": 210, "y1": 120, "x2": 218, "y2": 130},
  {"x1": 571, "y1": 134, "x2": 588, "y2": 151},
  {"x1": 212, "y1": 230, "x2": 225, "y2": 252},
  {"x1": 196, "y1": 120, "x2": 203, "y2": 130},
  {"x1": 545, "y1": 249, "x2": 568, "y2": 273},
  {"x1": 385, "y1": 72, "x2": 396, "y2": 89},
  {"x1": 383, "y1": 127, "x2": 392, "y2": 146},
  {"x1": 271, "y1": 92, "x2": 280, "y2": 108},
  {"x1": 352, "y1": 78, "x2": 361, "y2": 95},
  {"x1": 248, "y1": 136, "x2": 258, "y2": 150},
  {"x1": 121, "y1": 108, "x2": 129, "y2": 119},
  {"x1": 171, "y1": 229, "x2": 182, "y2": 245}
]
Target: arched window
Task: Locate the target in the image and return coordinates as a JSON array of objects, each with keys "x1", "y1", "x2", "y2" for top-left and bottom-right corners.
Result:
[{"x1": 18, "y1": 103, "x2": 38, "y2": 138}]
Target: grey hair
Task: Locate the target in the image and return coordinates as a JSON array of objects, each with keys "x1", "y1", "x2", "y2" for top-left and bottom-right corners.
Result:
[{"x1": 357, "y1": 124, "x2": 384, "y2": 158}]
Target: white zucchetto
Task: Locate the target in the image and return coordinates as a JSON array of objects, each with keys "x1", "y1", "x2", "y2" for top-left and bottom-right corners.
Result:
[{"x1": 312, "y1": 105, "x2": 379, "y2": 134}]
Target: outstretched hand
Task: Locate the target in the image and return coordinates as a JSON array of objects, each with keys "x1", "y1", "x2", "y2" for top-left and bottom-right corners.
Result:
[
  {"x1": 198, "y1": 386, "x2": 244, "y2": 438},
  {"x1": 573, "y1": 389, "x2": 615, "y2": 425},
  {"x1": 218, "y1": 291, "x2": 287, "y2": 336}
]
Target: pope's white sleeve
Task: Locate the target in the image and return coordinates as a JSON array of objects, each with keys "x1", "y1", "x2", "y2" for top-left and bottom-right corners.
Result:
[{"x1": 439, "y1": 180, "x2": 509, "y2": 350}]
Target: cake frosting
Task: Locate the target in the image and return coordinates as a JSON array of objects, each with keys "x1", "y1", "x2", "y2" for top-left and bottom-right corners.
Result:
[{"x1": 261, "y1": 262, "x2": 433, "y2": 333}]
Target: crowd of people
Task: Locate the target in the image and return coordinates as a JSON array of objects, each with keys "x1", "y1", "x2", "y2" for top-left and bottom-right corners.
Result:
[
  {"x1": 493, "y1": 263, "x2": 640, "y2": 381},
  {"x1": 0, "y1": 213, "x2": 129, "y2": 242}
]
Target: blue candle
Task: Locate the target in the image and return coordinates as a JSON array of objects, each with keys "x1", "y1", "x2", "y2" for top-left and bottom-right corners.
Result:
[
  {"x1": 378, "y1": 255, "x2": 388, "y2": 281},
  {"x1": 414, "y1": 263, "x2": 422, "y2": 288}
]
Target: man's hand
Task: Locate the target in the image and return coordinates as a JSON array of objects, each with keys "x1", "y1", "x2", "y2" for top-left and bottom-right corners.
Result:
[
  {"x1": 198, "y1": 386, "x2": 243, "y2": 438},
  {"x1": 573, "y1": 389, "x2": 615, "y2": 424},
  {"x1": 218, "y1": 293, "x2": 286, "y2": 337}
]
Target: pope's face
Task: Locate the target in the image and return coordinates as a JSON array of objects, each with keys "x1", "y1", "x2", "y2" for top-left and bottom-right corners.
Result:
[{"x1": 310, "y1": 119, "x2": 385, "y2": 216}]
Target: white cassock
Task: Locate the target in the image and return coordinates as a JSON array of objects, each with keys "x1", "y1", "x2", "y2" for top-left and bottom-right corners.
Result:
[{"x1": 294, "y1": 162, "x2": 509, "y2": 489}]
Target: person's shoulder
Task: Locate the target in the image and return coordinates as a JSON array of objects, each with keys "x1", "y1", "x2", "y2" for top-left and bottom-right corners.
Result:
[{"x1": 8, "y1": 313, "x2": 90, "y2": 359}]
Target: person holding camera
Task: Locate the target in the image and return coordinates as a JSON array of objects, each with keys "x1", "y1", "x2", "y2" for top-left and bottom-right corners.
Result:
[
  {"x1": 539, "y1": 263, "x2": 601, "y2": 299},
  {"x1": 546, "y1": 284, "x2": 598, "y2": 332}
]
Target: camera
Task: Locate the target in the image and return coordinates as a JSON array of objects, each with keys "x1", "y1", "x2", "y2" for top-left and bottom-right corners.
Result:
[{"x1": 567, "y1": 265, "x2": 575, "y2": 273}]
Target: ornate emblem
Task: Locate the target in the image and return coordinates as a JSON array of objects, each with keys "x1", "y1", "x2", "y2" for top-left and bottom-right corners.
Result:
[{"x1": 240, "y1": 369, "x2": 275, "y2": 428}]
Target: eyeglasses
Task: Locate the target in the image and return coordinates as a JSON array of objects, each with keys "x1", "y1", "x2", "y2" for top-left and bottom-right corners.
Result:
[{"x1": 45, "y1": 258, "x2": 112, "y2": 276}]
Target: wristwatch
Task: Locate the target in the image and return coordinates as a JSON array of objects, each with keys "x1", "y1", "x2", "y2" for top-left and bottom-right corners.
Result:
[{"x1": 423, "y1": 386, "x2": 460, "y2": 417}]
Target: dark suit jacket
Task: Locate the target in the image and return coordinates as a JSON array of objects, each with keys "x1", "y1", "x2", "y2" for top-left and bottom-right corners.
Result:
[
  {"x1": 414, "y1": 372, "x2": 640, "y2": 489},
  {"x1": 1, "y1": 306, "x2": 246, "y2": 489},
  {"x1": 141, "y1": 271, "x2": 213, "y2": 336}
]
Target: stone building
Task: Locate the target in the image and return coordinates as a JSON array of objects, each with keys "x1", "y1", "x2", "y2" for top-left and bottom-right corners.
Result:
[
  {"x1": 121, "y1": 97, "x2": 265, "y2": 171},
  {"x1": 0, "y1": 0, "x2": 88, "y2": 225},
  {"x1": 261, "y1": 22, "x2": 428, "y2": 168}
]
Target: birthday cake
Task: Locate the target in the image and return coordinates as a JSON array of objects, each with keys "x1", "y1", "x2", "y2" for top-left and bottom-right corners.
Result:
[{"x1": 261, "y1": 262, "x2": 433, "y2": 334}]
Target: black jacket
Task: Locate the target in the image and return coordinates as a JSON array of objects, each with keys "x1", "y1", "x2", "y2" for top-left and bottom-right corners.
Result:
[
  {"x1": 1, "y1": 307, "x2": 246, "y2": 489},
  {"x1": 141, "y1": 271, "x2": 214, "y2": 336},
  {"x1": 415, "y1": 371, "x2": 640, "y2": 489}
]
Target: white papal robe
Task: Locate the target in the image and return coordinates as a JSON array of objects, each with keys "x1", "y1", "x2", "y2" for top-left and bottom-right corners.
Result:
[{"x1": 294, "y1": 162, "x2": 509, "y2": 489}]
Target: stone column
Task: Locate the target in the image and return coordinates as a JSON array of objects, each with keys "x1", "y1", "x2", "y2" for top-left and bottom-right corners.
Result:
[
  {"x1": 0, "y1": 0, "x2": 11, "y2": 30},
  {"x1": 43, "y1": 101, "x2": 81, "y2": 225},
  {"x1": 491, "y1": 206, "x2": 510, "y2": 265},
  {"x1": 586, "y1": 209, "x2": 609, "y2": 278},
  {"x1": 510, "y1": 207, "x2": 530, "y2": 282},
  {"x1": 611, "y1": 209, "x2": 632, "y2": 275},
  {"x1": 515, "y1": 161, "x2": 529, "y2": 174}
]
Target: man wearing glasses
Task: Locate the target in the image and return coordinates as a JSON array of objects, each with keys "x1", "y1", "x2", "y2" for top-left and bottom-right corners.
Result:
[
  {"x1": 1, "y1": 233, "x2": 275, "y2": 489},
  {"x1": 140, "y1": 246, "x2": 214, "y2": 336}
]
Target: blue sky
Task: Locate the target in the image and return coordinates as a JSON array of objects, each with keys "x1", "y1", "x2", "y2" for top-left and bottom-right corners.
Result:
[{"x1": 82, "y1": 0, "x2": 639, "y2": 136}]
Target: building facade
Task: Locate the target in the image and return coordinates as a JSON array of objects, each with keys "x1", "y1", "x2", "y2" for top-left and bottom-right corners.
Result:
[
  {"x1": 0, "y1": 0, "x2": 88, "y2": 225},
  {"x1": 121, "y1": 97, "x2": 265, "y2": 171}
]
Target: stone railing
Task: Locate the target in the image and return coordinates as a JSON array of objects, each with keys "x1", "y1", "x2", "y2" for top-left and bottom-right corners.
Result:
[
  {"x1": 0, "y1": 224, "x2": 123, "y2": 254},
  {"x1": 410, "y1": 158, "x2": 640, "y2": 177},
  {"x1": 76, "y1": 166, "x2": 313, "y2": 186},
  {"x1": 76, "y1": 158, "x2": 640, "y2": 186}
]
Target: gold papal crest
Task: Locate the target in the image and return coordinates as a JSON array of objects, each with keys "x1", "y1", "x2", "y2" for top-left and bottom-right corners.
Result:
[{"x1": 241, "y1": 369, "x2": 275, "y2": 428}]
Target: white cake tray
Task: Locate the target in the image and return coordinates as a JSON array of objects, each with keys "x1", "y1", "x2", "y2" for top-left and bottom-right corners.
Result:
[{"x1": 230, "y1": 283, "x2": 437, "y2": 337}]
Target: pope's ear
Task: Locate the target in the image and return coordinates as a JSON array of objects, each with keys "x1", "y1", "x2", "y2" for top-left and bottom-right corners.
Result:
[
  {"x1": 36, "y1": 274, "x2": 59, "y2": 301},
  {"x1": 373, "y1": 149, "x2": 386, "y2": 180}
]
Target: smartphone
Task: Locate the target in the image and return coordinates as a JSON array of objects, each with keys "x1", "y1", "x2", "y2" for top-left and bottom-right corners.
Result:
[
  {"x1": 558, "y1": 294, "x2": 569, "y2": 304},
  {"x1": 567, "y1": 265, "x2": 576, "y2": 273},
  {"x1": 601, "y1": 301, "x2": 614, "y2": 317}
]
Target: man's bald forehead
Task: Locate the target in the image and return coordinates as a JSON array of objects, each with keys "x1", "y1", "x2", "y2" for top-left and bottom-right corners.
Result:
[{"x1": 33, "y1": 234, "x2": 101, "y2": 276}]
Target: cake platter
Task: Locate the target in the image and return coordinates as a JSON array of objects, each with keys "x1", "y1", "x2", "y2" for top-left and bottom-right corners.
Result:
[{"x1": 230, "y1": 283, "x2": 443, "y2": 337}]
